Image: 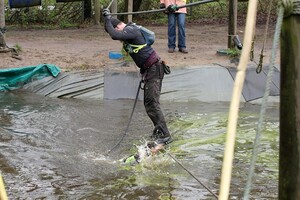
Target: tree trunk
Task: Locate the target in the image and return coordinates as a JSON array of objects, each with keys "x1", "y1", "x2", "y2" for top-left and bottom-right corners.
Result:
[
  {"x1": 93, "y1": 0, "x2": 100, "y2": 25},
  {"x1": 111, "y1": 0, "x2": 117, "y2": 18},
  {"x1": 279, "y1": 12, "x2": 300, "y2": 200},
  {"x1": 124, "y1": 0, "x2": 142, "y2": 21},
  {"x1": 127, "y1": 0, "x2": 132, "y2": 22},
  {"x1": 133, "y1": 0, "x2": 142, "y2": 11},
  {"x1": 0, "y1": 0, "x2": 6, "y2": 48},
  {"x1": 84, "y1": 0, "x2": 92, "y2": 20}
]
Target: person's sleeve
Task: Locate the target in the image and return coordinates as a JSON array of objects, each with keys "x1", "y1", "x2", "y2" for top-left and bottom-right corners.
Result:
[{"x1": 105, "y1": 20, "x2": 137, "y2": 41}]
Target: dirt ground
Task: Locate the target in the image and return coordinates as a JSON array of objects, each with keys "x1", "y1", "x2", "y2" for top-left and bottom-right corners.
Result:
[{"x1": 0, "y1": 23, "x2": 276, "y2": 71}]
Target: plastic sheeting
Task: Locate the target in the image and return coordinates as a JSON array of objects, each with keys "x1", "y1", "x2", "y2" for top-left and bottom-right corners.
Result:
[
  {"x1": 0, "y1": 64, "x2": 61, "y2": 91},
  {"x1": 161, "y1": 65, "x2": 280, "y2": 102},
  {"x1": 19, "y1": 64, "x2": 280, "y2": 103}
]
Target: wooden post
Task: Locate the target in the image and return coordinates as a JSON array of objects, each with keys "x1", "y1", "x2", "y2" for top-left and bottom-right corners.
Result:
[
  {"x1": 127, "y1": 0, "x2": 133, "y2": 22},
  {"x1": 84, "y1": 0, "x2": 92, "y2": 20},
  {"x1": 111, "y1": 0, "x2": 117, "y2": 18},
  {"x1": 0, "y1": 0, "x2": 6, "y2": 48},
  {"x1": 279, "y1": 11, "x2": 300, "y2": 200},
  {"x1": 228, "y1": 0, "x2": 237, "y2": 48},
  {"x1": 94, "y1": 0, "x2": 100, "y2": 25}
]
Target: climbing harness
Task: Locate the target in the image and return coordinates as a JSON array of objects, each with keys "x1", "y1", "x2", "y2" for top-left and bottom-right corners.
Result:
[
  {"x1": 123, "y1": 42, "x2": 147, "y2": 54},
  {"x1": 124, "y1": 43, "x2": 146, "y2": 53},
  {"x1": 123, "y1": 24, "x2": 155, "y2": 54}
]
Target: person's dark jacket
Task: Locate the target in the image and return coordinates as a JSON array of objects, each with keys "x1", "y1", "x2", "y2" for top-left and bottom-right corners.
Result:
[{"x1": 105, "y1": 18, "x2": 154, "y2": 68}]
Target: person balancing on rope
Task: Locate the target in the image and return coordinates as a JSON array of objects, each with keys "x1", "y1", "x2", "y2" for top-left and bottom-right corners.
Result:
[{"x1": 102, "y1": 9, "x2": 172, "y2": 154}]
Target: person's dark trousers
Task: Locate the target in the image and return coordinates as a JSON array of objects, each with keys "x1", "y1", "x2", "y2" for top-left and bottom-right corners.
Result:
[{"x1": 143, "y1": 62, "x2": 170, "y2": 137}]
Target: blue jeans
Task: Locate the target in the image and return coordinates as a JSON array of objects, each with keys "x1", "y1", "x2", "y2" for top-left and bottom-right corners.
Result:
[{"x1": 168, "y1": 13, "x2": 186, "y2": 49}]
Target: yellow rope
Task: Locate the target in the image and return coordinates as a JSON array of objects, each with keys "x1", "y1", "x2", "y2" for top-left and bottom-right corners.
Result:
[
  {"x1": 0, "y1": 173, "x2": 8, "y2": 200},
  {"x1": 218, "y1": 0, "x2": 258, "y2": 199}
]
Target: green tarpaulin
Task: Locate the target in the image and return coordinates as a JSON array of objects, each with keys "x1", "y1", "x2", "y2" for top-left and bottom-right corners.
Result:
[{"x1": 0, "y1": 64, "x2": 61, "y2": 91}]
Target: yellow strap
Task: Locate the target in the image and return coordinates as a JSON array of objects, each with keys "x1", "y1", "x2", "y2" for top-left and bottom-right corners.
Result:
[{"x1": 129, "y1": 43, "x2": 147, "y2": 53}]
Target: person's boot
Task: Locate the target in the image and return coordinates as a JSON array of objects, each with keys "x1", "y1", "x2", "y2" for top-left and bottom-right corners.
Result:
[
  {"x1": 179, "y1": 48, "x2": 188, "y2": 54},
  {"x1": 155, "y1": 136, "x2": 173, "y2": 145},
  {"x1": 150, "y1": 130, "x2": 173, "y2": 145},
  {"x1": 168, "y1": 48, "x2": 175, "y2": 53}
]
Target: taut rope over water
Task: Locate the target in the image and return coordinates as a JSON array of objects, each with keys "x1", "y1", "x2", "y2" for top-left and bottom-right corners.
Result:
[{"x1": 168, "y1": 153, "x2": 218, "y2": 199}]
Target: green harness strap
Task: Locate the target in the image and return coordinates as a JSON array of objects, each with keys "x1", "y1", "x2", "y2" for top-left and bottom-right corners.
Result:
[
  {"x1": 124, "y1": 43, "x2": 147, "y2": 53},
  {"x1": 131, "y1": 43, "x2": 147, "y2": 53}
]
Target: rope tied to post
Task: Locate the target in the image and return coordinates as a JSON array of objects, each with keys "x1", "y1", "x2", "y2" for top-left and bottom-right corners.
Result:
[
  {"x1": 281, "y1": 0, "x2": 300, "y2": 16},
  {"x1": 0, "y1": 27, "x2": 7, "y2": 35}
]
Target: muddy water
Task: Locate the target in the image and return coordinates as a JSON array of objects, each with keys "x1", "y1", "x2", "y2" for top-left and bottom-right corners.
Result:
[{"x1": 0, "y1": 91, "x2": 279, "y2": 199}]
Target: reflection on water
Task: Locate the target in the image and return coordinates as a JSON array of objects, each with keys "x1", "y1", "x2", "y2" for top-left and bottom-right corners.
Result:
[{"x1": 0, "y1": 91, "x2": 279, "y2": 199}]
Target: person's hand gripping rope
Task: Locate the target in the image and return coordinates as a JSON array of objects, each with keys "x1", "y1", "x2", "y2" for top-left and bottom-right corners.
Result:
[{"x1": 102, "y1": 8, "x2": 111, "y2": 18}]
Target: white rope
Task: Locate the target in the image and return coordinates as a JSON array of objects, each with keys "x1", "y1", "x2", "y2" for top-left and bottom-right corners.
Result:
[{"x1": 242, "y1": 6, "x2": 284, "y2": 200}]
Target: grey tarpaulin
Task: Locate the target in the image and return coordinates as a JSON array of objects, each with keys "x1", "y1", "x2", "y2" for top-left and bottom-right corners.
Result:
[
  {"x1": 22, "y1": 64, "x2": 280, "y2": 103},
  {"x1": 160, "y1": 64, "x2": 280, "y2": 102},
  {"x1": 227, "y1": 65, "x2": 280, "y2": 102},
  {"x1": 23, "y1": 70, "x2": 104, "y2": 99}
]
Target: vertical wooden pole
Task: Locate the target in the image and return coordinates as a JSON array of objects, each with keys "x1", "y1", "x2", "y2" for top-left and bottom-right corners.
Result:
[
  {"x1": 84, "y1": 0, "x2": 92, "y2": 20},
  {"x1": 228, "y1": 0, "x2": 237, "y2": 48},
  {"x1": 111, "y1": 0, "x2": 117, "y2": 18},
  {"x1": 279, "y1": 11, "x2": 300, "y2": 200},
  {"x1": 127, "y1": 0, "x2": 133, "y2": 22},
  {"x1": 0, "y1": 0, "x2": 6, "y2": 48},
  {"x1": 94, "y1": 0, "x2": 100, "y2": 25},
  {"x1": 0, "y1": 173, "x2": 8, "y2": 200}
]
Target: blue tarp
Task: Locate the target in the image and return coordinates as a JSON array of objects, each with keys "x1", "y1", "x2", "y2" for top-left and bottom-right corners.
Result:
[{"x1": 0, "y1": 64, "x2": 61, "y2": 91}]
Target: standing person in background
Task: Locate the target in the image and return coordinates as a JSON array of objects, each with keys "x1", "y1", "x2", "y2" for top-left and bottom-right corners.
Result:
[{"x1": 160, "y1": 0, "x2": 188, "y2": 54}]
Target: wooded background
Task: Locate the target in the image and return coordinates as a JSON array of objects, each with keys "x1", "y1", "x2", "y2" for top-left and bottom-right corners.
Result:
[{"x1": 3, "y1": 0, "x2": 278, "y2": 27}]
